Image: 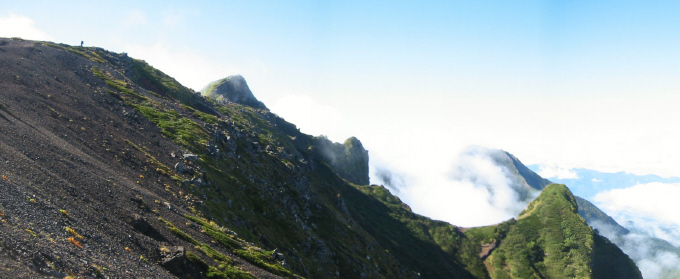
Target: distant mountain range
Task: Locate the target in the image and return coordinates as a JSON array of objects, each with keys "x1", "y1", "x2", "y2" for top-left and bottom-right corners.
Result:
[{"x1": 527, "y1": 165, "x2": 680, "y2": 198}]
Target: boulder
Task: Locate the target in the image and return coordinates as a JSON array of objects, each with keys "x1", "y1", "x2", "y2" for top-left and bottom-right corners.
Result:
[
  {"x1": 160, "y1": 246, "x2": 186, "y2": 273},
  {"x1": 130, "y1": 214, "x2": 150, "y2": 234}
]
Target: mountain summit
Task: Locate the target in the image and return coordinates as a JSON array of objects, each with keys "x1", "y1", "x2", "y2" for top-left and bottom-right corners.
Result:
[{"x1": 201, "y1": 75, "x2": 267, "y2": 109}]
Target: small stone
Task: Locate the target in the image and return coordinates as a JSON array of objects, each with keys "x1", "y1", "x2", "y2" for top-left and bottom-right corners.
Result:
[
  {"x1": 271, "y1": 248, "x2": 280, "y2": 260},
  {"x1": 174, "y1": 162, "x2": 186, "y2": 174},
  {"x1": 183, "y1": 154, "x2": 198, "y2": 161}
]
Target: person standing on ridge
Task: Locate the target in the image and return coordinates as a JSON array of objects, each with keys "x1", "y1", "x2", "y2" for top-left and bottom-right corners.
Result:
[{"x1": 80, "y1": 41, "x2": 83, "y2": 47}]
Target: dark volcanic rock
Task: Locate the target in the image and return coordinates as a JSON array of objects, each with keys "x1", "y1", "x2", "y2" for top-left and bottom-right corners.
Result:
[
  {"x1": 0, "y1": 38, "x2": 283, "y2": 279},
  {"x1": 161, "y1": 246, "x2": 186, "y2": 269},
  {"x1": 130, "y1": 214, "x2": 150, "y2": 233}
]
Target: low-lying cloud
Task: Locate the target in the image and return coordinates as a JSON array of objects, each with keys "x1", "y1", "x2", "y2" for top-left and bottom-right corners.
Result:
[
  {"x1": 373, "y1": 167, "x2": 405, "y2": 193},
  {"x1": 593, "y1": 183, "x2": 680, "y2": 278},
  {"x1": 270, "y1": 95, "x2": 346, "y2": 143},
  {"x1": 537, "y1": 164, "x2": 579, "y2": 179},
  {"x1": 595, "y1": 182, "x2": 680, "y2": 247},
  {"x1": 377, "y1": 146, "x2": 539, "y2": 227},
  {"x1": 592, "y1": 220, "x2": 680, "y2": 279},
  {"x1": 0, "y1": 14, "x2": 54, "y2": 41}
]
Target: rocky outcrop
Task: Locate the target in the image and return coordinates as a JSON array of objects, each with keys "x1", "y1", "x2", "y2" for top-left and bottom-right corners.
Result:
[
  {"x1": 201, "y1": 75, "x2": 267, "y2": 109},
  {"x1": 313, "y1": 136, "x2": 369, "y2": 185}
]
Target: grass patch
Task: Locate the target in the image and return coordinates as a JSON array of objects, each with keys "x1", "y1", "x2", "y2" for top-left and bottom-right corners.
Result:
[
  {"x1": 197, "y1": 243, "x2": 232, "y2": 264},
  {"x1": 131, "y1": 105, "x2": 209, "y2": 152},
  {"x1": 159, "y1": 218, "x2": 198, "y2": 245},
  {"x1": 185, "y1": 215, "x2": 296, "y2": 277},
  {"x1": 92, "y1": 67, "x2": 147, "y2": 101},
  {"x1": 124, "y1": 139, "x2": 174, "y2": 176},
  {"x1": 130, "y1": 59, "x2": 194, "y2": 103},
  {"x1": 65, "y1": 227, "x2": 84, "y2": 240},
  {"x1": 161, "y1": 219, "x2": 254, "y2": 279},
  {"x1": 39, "y1": 42, "x2": 107, "y2": 63},
  {"x1": 92, "y1": 67, "x2": 209, "y2": 152}
]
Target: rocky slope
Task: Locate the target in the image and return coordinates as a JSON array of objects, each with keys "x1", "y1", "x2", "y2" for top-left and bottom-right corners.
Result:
[{"x1": 0, "y1": 38, "x2": 641, "y2": 278}]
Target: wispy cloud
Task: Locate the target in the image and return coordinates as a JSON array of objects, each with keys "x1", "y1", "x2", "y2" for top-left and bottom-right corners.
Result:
[
  {"x1": 372, "y1": 167, "x2": 406, "y2": 193},
  {"x1": 0, "y1": 14, "x2": 53, "y2": 41},
  {"x1": 537, "y1": 164, "x2": 579, "y2": 179}
]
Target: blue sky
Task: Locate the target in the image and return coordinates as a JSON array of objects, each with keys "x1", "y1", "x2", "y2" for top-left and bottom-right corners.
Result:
[{"x1": 4, "y1": 1, "x2": 680, "y2": 230}]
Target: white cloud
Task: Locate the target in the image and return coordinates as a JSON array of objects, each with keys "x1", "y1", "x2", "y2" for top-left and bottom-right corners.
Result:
[
  {"x1": 636, "y1": 252, "x2": 680, "y2": 279},
  {"x1": 594, "y1": 182, "x2": 680, "y2": 246},
  {"x1": 269, "y1": 95, "x2": 346, "y2": 142},
  {"x1": 122, "y1": 10, "x2": 148, "y2": 27},
  {"x1": 0, "y1": 14, "x2": 53, "y2": 41},
  {"x1": 537, "y1": 164, "x2": 579, "y2": 179},
  {"x1": 396, "y1": 146, "x2": 539, "y2": 227},
  {"x1": 591, "y1": 178, "x2": 602, "y2": 182},
  {"x1": 590, "y1": 220, "x2": 680, "y2": 279},
  {"x1": 594, "y1": 221, "x2": 680, "y2": 279},
  {"x1": 123, "y1": 41, "x2": 238, "y2": 91}
]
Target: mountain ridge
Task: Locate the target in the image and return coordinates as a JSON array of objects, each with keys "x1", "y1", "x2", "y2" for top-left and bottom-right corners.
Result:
[{"x1": 0, "y1": 38, "x2": 641, "y2": 278}]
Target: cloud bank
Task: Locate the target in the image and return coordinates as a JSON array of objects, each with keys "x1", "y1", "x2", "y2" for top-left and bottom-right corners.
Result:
[
  {"x1": 0, "y1": 14, "x2": 53, "y2": 41},
  {"x1": 382, "y1": 146, "x2": 539, "y2": 227},
  {"x1": 537, "y1": 164, "x2": 579, "y2": 179},
  {"x1": 593, "y1": 183, "x2": 680, "y2": 278},
  {"x1": 270, "y1": 94, "x2": 346, "y2": 142},
  {"x1": 595, "y1": 182, "x2": 680, "y2": 247},
  {"x1": 592, "y1": 220, "x2": 680, "y2": 279}
]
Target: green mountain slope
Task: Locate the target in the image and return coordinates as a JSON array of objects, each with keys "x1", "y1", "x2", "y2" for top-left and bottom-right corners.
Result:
[
  {"x1": 502, "y1": 150, "x2": 677, "y2": 279},
  {"x1": 466, "y1": 184, "x2": 641, "y2": 279},
  {"x1": 0, "y1": 38, "x2": 641, "y2": 278}
]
